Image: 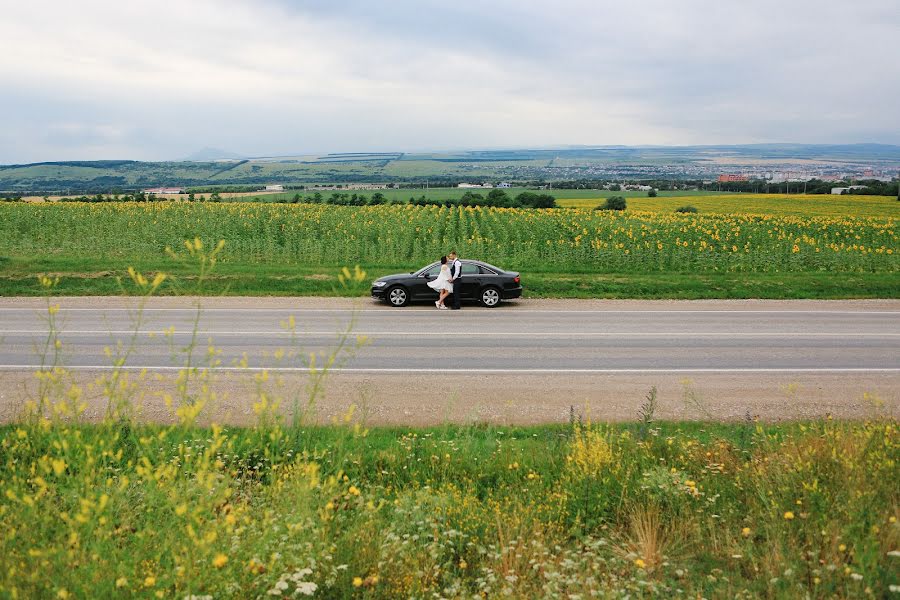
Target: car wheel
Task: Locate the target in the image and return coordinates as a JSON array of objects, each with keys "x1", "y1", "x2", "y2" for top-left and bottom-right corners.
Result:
[
  {"x1": 480, "y1": 286, "x2": 501, "y2": 307},
  {"x1": 386, "y1": 286, "x2": 409, "y2": 307}
]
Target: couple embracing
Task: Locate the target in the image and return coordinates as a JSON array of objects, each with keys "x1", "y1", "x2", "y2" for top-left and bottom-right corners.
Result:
[{"x1": 427, "y1": 250, "x2": 462, "y2": 310}]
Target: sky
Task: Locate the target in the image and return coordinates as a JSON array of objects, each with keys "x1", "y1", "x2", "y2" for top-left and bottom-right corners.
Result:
[{"x1": 1, "y1": 0, "x2": 898, "y2": 163}]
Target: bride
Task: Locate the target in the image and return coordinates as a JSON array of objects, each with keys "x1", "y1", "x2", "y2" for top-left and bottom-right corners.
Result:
[{"x1": 427, "y1": 256, "x2": 454, "y2": 309}]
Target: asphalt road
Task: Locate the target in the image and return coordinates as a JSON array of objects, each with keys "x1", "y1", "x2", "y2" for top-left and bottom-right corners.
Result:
[
  {"x1": 0, "y1": 297, "x2": 897, "y2": 424},
  {"x1": 1, "y1": 299, "x2": 898, "y2": 372}
]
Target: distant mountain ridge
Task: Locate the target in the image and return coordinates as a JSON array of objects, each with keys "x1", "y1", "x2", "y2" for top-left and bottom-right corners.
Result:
[{"x1": 1, "y1": 144, "x2": 897, "y2": 194}]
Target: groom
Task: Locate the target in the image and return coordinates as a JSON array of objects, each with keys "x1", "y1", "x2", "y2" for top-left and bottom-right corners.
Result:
[{"x1": 447, "y1": 250, "x2": 462, "y2": 310}]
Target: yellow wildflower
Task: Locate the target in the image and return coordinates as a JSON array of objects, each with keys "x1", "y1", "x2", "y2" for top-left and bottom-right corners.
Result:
[
  {"x1": 634, "y1": 558, "x2": 646, "y2": 569},
  {"x1": 784, "y1": 511, "x2": 795, "y2": 520},
  {"x1": 213, "y1": 553, "x2": 228, "y2": 568},
  {"x1": 352, "y1": 577, "x2": 363, "y2": 587},
  {"x1": 741, "y1": 527, "x2": 751, "y2": 537}
]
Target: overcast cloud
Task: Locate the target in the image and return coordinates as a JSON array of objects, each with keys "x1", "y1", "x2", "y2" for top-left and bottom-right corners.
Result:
[{"x1": 1, "y1": 0, "x2": 898, "y2": 163}]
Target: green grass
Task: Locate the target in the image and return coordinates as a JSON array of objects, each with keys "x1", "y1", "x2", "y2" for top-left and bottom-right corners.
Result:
[
  {"x1": 2, "y1": 256, "x2": 899, "y2": 299},
  {"x1": 2, "y1": 417, "x2": 897, "y2": 598}
]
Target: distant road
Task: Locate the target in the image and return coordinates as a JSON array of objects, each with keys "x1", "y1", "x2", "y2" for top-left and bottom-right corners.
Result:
[{"x1": 0, "y1": 297, "x2": 897, "y2": 424}]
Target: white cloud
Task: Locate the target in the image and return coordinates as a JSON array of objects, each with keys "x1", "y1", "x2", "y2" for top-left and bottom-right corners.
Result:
[{"x1": 0, "y1": 0, "x2": 897, "y2": 162}]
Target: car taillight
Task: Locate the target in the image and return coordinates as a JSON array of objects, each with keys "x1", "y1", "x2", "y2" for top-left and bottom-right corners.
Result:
[{"x1": 514, "y1": 276, "x2": 520, "y2": 283}]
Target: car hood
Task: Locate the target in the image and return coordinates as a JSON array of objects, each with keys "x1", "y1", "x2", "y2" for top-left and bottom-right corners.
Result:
[{"x1": 373, "y1": 272, "x2": 417, "y2": 283}]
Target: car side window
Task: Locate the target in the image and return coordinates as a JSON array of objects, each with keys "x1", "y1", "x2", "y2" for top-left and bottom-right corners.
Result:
[
  {"x1": 461, "y1": 264, "x2": 480, "y2": 275},
  {"x1": 422, "y1": 265, "x2": 441, "y2": 277}
]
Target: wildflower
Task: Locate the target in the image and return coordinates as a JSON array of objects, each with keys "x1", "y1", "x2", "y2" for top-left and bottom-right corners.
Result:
[
  {"x1": 57, "y1": 590, "x2": 69, "y2": 599},
  {"x1": 741, "y1": 527, "x2": 751, "y2": 537},
  {"x1": 51, "y1": 459, "x2": 67, "y2": 476},
  {"x1": 348, "y1": 485, "x2": 360, "y2": 496},
  {"x1": 352, "y1": 577, "x2": 363, "y2": 587},
  {"x1": 459, "y1": 559, "x2": 468, "y2": 569},
  {"x1": 144, "y1": 576, "x2": 156, "y2": 587},
  {"x1": 296, "y1": 582, "x2": 317, "y2": 596},
  {"x1": 783, "y1": 511, "x2": 795, "y2": 520},
  {"x1": 213, "y1": 553, "x2": 228, "y2": 568},
  {"x1": 115, "y1": 577, "x2": 128, "y2": 588},
  {"x1": 634, "y1": 558, "x2": 646, "y2": 569},
  {"x1": 175, "y1": 504, "x2": 187, "y2": 516},
  {"x1": 838, "y1": 543, "x2": 846, "y2": 552},
  {"x1": 850, "y1": 573, "x2": 863, "y2": 581}
]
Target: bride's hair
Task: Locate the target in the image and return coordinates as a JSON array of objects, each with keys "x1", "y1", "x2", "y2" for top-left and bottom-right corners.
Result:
[{"x1": 440, "y1": 256, "x2": 448, "y2": 264}]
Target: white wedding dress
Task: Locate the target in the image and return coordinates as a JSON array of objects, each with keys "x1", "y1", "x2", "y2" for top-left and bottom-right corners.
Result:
[{"x1": 427, "y1": 264, "x2": 454, "y2": 293}]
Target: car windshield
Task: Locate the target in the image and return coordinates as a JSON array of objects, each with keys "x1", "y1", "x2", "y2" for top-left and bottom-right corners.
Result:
[{"x1": 416, "y1": 263, "x2": 440, "y2": 276}]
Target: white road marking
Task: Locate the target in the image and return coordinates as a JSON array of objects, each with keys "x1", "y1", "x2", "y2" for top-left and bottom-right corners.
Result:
[
  {"x1": 1, "y1": 330, "x2": 898, "y2": 337},
  {"x1": 1, "y1": 308, "x2": 899, "y2": 315},
  {"x1": 0, "y1": 365, "x2": 898, "y2": 373}
]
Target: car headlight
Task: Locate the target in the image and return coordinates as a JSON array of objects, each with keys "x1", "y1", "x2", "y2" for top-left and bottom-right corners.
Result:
[{"x1": 372, "y1": 281, "x2": 387, "y2": 287}]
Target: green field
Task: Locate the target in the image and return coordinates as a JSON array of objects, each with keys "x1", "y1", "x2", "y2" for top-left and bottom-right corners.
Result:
[
  {"x1": 0, "y1": 199, "x2": 897, "y2": 298},
  {"x1": 2, "y1": 416, "x2": 897, "y2": 598}
]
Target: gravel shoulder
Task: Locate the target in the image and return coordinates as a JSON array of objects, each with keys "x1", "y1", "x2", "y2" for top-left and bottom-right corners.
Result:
[{"x1": 1, "y1": 370, "x2": 896, "y2": 427}]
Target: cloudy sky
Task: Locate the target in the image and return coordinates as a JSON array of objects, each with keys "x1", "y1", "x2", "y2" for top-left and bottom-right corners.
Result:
[{"x1": 1, "y1": 0, "x2": 898, "y2": 163}]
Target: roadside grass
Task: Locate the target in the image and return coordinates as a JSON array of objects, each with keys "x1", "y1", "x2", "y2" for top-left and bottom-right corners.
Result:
[
  {"x1": 2, "y1": 256, "x2": 898, "y2": 298},
  {"x1": 2, "y1": 418, "x2": 897, "y2": 598}
]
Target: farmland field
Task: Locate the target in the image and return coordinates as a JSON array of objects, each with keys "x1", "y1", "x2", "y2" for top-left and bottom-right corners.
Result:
[
  {"x1": 556, "y1": 193, "x2": 900, "y2": 218},
  {"x1": 0, "y1": 200, "x2": 897, "y2": 298}
]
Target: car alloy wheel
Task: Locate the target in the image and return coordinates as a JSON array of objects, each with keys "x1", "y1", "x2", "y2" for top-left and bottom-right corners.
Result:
[
  {"x1": 388, "y1": 286, "x2": 408, "y2": 307},
  {"x1": 481, "y1": 287, "x2": 501, "y2": 307}
]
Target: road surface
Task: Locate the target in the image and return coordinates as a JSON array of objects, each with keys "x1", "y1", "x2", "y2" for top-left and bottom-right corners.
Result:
[{"x1": 0, "y1": 297, "x2": 897, "y2": 424}]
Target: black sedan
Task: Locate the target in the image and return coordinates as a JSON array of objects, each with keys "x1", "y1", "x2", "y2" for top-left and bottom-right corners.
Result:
[{"x1": 371, "y1": 260, "x2": 522, "y2": 307}]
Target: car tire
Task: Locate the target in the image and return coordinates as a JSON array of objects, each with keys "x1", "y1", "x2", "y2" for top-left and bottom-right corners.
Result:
[
  {"x1": 480, "y1": 286, "x2": 502, "y2": 308},
  {"x1": 386, "y1": 286, "x2": 409, "y2": 307}
]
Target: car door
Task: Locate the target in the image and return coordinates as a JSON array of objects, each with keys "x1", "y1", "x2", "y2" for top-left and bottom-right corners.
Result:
[
  {"x1": 459, "y1": 263, "x2": 483, "y2": 299},
  {"x1": 411, "y1": 263, "x2": 441, "y2": 299}
]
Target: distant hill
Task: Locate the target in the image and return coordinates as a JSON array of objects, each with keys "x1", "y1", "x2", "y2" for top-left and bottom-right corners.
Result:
[{"x1": 1, "y1": 144, "x2": 897, "y2": 194}]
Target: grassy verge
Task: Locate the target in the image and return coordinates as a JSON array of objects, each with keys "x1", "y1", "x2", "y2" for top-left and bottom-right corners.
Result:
[
  {"x1": 1, "y1": 418, "x2": 897, "y2": 598},
  {"x1": 2, "y1": 257, "x2": 898, "y2": 299}
]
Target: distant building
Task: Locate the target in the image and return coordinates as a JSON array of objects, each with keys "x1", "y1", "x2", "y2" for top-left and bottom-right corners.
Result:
[
  {"x1": 717, "y1": 174, "x2": 748, "y2": 183},
  {"x1": 345, "y1": 184, "x2": 388, "y2": 190},
  {"x1": 458, "y1": 183, "x2": 494, "y2": 189},
  {"x1": 142, "y1": 187, "x2": 183, "y2": 194},
  {"x1": 496, "y1": 182, "x2": 511, "y2": 188},
  {"x1": 264, "y1": 184, "x2": 284, "y2": 192},
  {"x1": 831, "y1": 185, "x2": 868, "y2": 195}
]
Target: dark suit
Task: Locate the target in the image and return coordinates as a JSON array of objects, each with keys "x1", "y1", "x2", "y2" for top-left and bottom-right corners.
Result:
[{"x1": 449, "y1": 259, "x2": 462, "y2": 309}]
